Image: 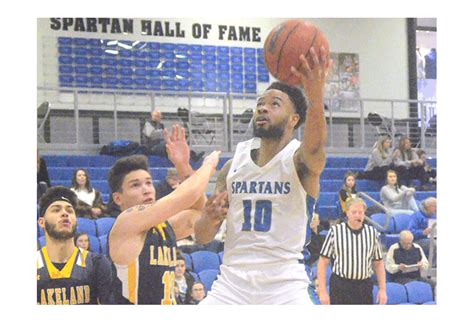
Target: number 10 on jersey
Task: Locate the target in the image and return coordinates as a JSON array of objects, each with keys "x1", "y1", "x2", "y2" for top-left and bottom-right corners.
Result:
[{"x1": 242, "y1": 199, "x2": 272, "y2": 232}]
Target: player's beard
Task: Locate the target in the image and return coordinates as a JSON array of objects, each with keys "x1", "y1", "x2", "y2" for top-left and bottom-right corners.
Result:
[
  {"x1": 45, "y1": 220, "x2": 77, "y2": 240},
  {"x1": 253, "y1": 117, "x2": 287, "y2": 139}
]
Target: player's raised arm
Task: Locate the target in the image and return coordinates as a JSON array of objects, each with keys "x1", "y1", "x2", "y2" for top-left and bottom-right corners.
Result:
[
  {"x1": 110, "y1": 151, "x2": 220, "y2": 238},
  {"x1": 194, "y1": 159, "x2": 231, "y2": 244},
  {"x1": 163, "y1": 124, "x2": 207, "y2": 211},
  {"x1": 291, "y1": 47, "x2": 331, "y2": 184}
]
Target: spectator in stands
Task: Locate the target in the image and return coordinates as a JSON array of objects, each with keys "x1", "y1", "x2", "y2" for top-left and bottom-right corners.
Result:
[
  {"x1": 392, "y1": 136, "x2": 428, "y2": 187},
  {"x1": 408, "y1": 197, "x2": 437, "y2": 266},
  {"x1": 380, "y1": 170, "x2": 419, "y2": 215},
  {"x1": 155, "y1": 168, "x2": 181, "y2": 200},
  {"x1": 175, "y1": 253, "x2": 195, "y2": 304},
  {"x1": 338, "y1": 171, "x2": 358, "y2": 214},
  {"x1": 74, "y1": 232, "x2": 90, "y2": 251},
  {"x1": 142, "y1": 108, "x2": 167, "y2": 157},
  {"x1": 37, "y1": 186, "x2": 114, "y2": 304},
  {"x1": 416, "y1": 149, "x2": 437, "y2": 191},
  {"x1": 385, "y1": 230, "x2": 435, "y2": 291},
  {"x1": 188, "y1": 282, "x2": 206, "y2": 305},
  {"x1": 37, "y1": 151, "x2": 50, "y2": 201},
  {"x1": 70, "y1": 168, "x2": 106, "y2": 219},
  {"x1": 359, "y1": 136, "x2": 394, "y2": 180}
]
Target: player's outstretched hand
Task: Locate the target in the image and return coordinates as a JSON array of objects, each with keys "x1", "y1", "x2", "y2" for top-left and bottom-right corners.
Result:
[
  {"x1": 202, "y1": 150, "x2": 221, "y2": 171},
  {"x1": 290, "y1": 46, "x2": 332, "y2": 104},
  {"x1": 164, "y1": 124, "x2": 190, "y2": 168},
  {"x1": 203, "y1": 191, "x2": 229, "y2": 224}
]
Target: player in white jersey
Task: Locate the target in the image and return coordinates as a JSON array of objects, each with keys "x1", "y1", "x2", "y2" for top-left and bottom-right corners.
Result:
[{"x1": 194, "y1": 46, "x2": 331, "y2": 305}]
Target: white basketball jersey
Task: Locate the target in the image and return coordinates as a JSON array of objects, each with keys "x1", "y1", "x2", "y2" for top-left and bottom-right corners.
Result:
[{"x1": 224, "y1": 138, "x2": 316, "y2": 267}]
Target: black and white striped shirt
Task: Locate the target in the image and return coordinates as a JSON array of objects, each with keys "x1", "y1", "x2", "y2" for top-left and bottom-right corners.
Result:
[{"x1": 320, "y1": 222, "x2": 383, "y2": 280}]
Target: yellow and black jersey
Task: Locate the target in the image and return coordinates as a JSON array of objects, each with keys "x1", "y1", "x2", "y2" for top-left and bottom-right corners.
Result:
[
  {"x1": 110, "y1": 221, "x2": 178, "y2": 304},
  {"x1": 37, "y1": 246, "x2": 114, "y2": 305}
]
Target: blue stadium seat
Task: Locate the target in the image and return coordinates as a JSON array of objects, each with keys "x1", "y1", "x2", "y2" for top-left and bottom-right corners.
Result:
[
  {"x1": 119, "y1": 50, "x2": 132, "y2": 58},
  {"x1": 386, "y1": 282, "x2": 408, "y2": 304},
  {"x1": 105, "y1": 77, "x2": 119, "y2": 86},
  {"x1": 231, "y1": 64, "x2": 243, "y2": 73},
  {"x1": 231, "y1": 82, "x2": 244, "y2": 93},
  {"x1": 88, "y1": 38, "x2": 101, "y2": 47},
  {"x1": 405, "y1": 281, "x2": 433, "y2": 304},
  {"x1": 230, "y1": 47, "x2": 243, "y2": 55},
  {"x1": 198, "y1": 269, "x2": 219, "y2": 292},
  {"x1": 161, "y1": 43, "x2": 175, "y2": 51},
  {"x1": 95, "y1": 217, "x2": 116, "y2": 237},
  {"x1": 89, "y1": 48, "x2": 103, "y2": 56},
  {"x1": 204, "y1": 54, "x2": 217, "y2": 62},
  {"x1": 119, "y1": 68, "x2": 133, "y2": 76},
  {"x1": 244, "y1": 82, "x2": 256, "y2": 93},
  {"x1": 162, "y1": 70, "x2": 176, "y2": 79},
  {"x1": 176, "y1": 70, "x2": 191, "y2": 79},
  {"x1": 217, "y1": 82, "x2": 230, "y2": 92},
  {"x1": 257, "y1": 65, "x2": 268, "y2": 73},
  {"x1": 88, "y1": 235, "x2": 101, "y2": 253},
  {"x1": 190, "y1": 80, "x2": 203, "y2": 91},
  {"x1": 118, "y1": 59, "x2": 132, "y2": 67},
  {"x1": 59, "y1": 65, "x2": 73, "y2": 74},
  {"x1": 59, "y1": 56, "x2": 74, "y2": 65},
  {"x1": 162, "y1": 79, "x2": 177, "y2": 90},
  {"x1": 204, "y1": 80, "x2": 217, "y2": 92},
  {"x1": 162, "y1": 52, "x2": 175, "y2": 60},
  {"x1": 244, "y1": 56, "x2": 256, "y2": 65},
  {"x1": 90, "y1": 66, "x2": 103, "y2": 75},
  {"x1": 163, "y1": 61, "x2": 176, "y2": 69},
  {"x1": 204, "y1": 62, "x2": 217, "y2": 71},
  {"x1": 244, "y1": 48, "x2": 256, "y2": 56},
  {"x1": 231, "y1": 73, "x2": 243, "y2": 82},
  {"x1": 231, "y1": 56, "x2": 243, "y2": 64},
  {"x1": 147, "y1": 42, "x2": 159, "y2": 50},
  {"x1": 73, "y1": 47, "x2": 88, "y2": 56},
  {"x1": 38, "y1": 223, "x2": 44, "y2": 237},
  {"x1": 74, "y1": 56, "x2": 89, "y2": 65},
  {"x1": 203, "y1": 45, "x2": 216, "y2": 54},
  {"x1": 176, "y1": 61, "x2": 190, "y2": 70},
  {"x1": 191, "y1": 251, "x2": 220, "y2": 273},
  {"x1": 217, "y1": 46, "x2": 229, "y2": 55},
  {"x1": 132, "y1": 51, "x2": 148, "y2": 59},
  {"x1": 393, "y1": 213, "x2": 413, "y2": 232},
  {"x1": 257, "y1": 56, "x2": 266, "y2": 65},
  {"x1": 75, "y1": 76, "x2": 89, "y2": 85},
  {"x1": 189, "y1": 271, "x2": 199, "y2": 282},
  {"x1": 150, "y1": 79, "x2": 162, "y2": 89},
  {"x1": 104, "y1": 58, "x2": 118, "y2": 66},
  {"x1": 148, "y1": 70, "x2": 161, "y2": 78},
  {"x1": 74, "y1": 66, "x2": 89, "y2": 74},
  {"x1": 58, "y1": 37, "x2": 73, "y2": 45},
  {"x1": 38, "y1": 236, "x2": 46, "y2": 248},
  {"x1": 175, "y1": 43, "x2": 189, "y2": 52},
  {"x1": 244, "y1": 65, "x2": 257, "y2": 74},
  {"x1": 370, "y1": 213, "x2": 395, "y2": 233},
  {"x1": 218, "y1": 55, "x2": 230, "y2": 64},
  {"x1": 218, "y1": 64, "x2": 230, "y2": 72},
  {"x1": 133, "y1": 60, "x2": 147, "y2": 68},
  {"x1": 176, "y1": 79, "x2": 189, "y2": 91},
  {"x1": 99, "y1": 235, "x2": 108, "y2": 255},
  {"x1": 189, "y1": 44, "x2": 202, "y2": 53},
  {"x1": 77, "y1": 218, "x2": 97, "y2": 237},
  {"x1": 205, "y1": 72, "x2": 217, "y2": 80},
  {"x1": 58, "y1": 46, "x2": 73, "y2": 55},
  {"x1": 181, "y1": 252, "x2": 193, "y2": 272},
  {"x1": 258, "y1": 74, "x2": 270, "y2": 82},
  {"x1": 73, "y1": 38, "x2": 89, "y2": 46},
  {"x1": 245, "y1": 74, "x2": 257, "y2": 82}
]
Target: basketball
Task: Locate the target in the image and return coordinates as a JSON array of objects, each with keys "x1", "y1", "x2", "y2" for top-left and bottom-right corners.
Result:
[{"x1": 264, "y1": 19, "x2": 330, "y2": 85}]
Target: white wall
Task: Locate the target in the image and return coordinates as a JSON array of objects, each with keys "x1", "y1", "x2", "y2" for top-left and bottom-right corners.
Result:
[{"x1": 37, "y1": 18, "x2": 411, "y2": 117}]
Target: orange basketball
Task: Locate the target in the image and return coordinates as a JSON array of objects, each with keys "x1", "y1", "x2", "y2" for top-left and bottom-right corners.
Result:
[{"x1": 264, "y1": 19, "x2": 330, "y2": 85}]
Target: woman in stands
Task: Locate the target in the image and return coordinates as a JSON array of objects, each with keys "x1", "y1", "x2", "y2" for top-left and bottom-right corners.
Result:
[
  {"x1": 174, "y1": 253, "x2": 195, "y2": 304},
  {"x1": 359, "y1": 136, "x2": 394, "y2": 180},
  {"x1": 392, "y1": 136, "x2": 428, "y2": 187},
  {"x1": 338, "y1": 171, "x2": 358, "y2": 214},
  {"x1": 380, "y1": 170, "x2": 419, "y2": 215},
  {"x1": 74, "y1": 232, "x2": 90, "y2": 251},
  {"x1": 70, "y1": 168, "x2": 106, "y2": 219}
]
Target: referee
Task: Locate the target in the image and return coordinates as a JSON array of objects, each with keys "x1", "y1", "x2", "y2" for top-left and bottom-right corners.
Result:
[{"x1": 317, "y1": 197, "x2": 387, "y2": 305}]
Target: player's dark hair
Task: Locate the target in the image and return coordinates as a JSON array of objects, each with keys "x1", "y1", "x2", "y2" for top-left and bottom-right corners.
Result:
[
  {"x1": 266, "y1": 82, "x2": 308, "y2": 129},
  {"x1": 39, "y1": 186, "x2": 79, "y2": 218},
  {"x1": 108, "y1": 155, "x2": 150, "y2": 193}
]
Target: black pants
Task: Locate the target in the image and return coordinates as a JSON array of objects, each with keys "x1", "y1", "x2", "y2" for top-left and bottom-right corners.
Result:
[
  {"x1": 361, "y1": 166, "x2": 390, "y2": 180},
  {"x1": 329, "y1": 274, "x2": 374, "y2": 305},
  {"x1": 393, "y1": 165, "x2": 429, "y2": 186}
]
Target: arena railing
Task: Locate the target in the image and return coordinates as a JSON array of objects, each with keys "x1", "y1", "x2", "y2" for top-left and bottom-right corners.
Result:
[{"x1": 37, "y1": 87, "x2": 436, "y2": 156}]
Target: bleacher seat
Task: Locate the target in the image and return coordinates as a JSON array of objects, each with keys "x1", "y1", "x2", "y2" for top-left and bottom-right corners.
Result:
[
  {"x1": 423, "y1": 301, "x2": 436, "y2": 305},
  {"x1": 96, "y1": 217, "x2": 116, "y2": 237},
  {"x1": 38, "y1": 236, "x2": 46, "y2": 248},
  {"x1": 189, "y1": 271, "x2": 199, "y2": 282},
  {"x1": 370, "y1": 213, "x2": 396, "y2": 233},
  {"x1": 77, "y1": 218, "x2": 97, "y2": 237},
  {"x1": 99, "y1": 235, "x2": 108, "y2": 255},
  {"x1": 393, "y1": 213, "x2": 413, "y2": 232},
  {"x1": 405, "y1": 281, "x2": 434, "y2": 304},
  {"x1": 198, "y1": 269, "x2": 219, "y2": 292},
  {"x1": 88, "y1": 235, "x2": 101, "y2": 253},
  {"x1": 181, "y1": 252, "x2": 193, "y2": 272},
  {"x1": 190, "y1": 251, "x2": 220, "y2": 273},
  {"x1": 386, "y1": 282, "x2": 408, "y2": 304}
]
